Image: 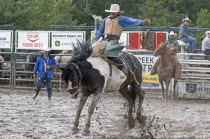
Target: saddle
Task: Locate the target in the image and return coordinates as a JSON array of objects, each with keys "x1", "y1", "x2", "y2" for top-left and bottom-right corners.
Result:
[{"x1": 91, "y1": 41, "x2": 140, "y2": 85}]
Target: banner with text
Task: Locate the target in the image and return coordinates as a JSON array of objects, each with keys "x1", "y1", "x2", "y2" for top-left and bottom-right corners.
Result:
[
  {"x1": 0, "y1": 30, "x2": 12, "y2": 48},
  {"x1": 17, "y1": 31, "x2": 49, "y2": 50},
  {"x1": 135, "y1": 55, "x2": 160, "y2": 88},
  {"x1": 51, "y1": 31, "x2": 85, "y2": 50}
]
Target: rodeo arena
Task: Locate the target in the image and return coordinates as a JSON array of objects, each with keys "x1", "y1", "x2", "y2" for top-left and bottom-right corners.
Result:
[{"x1": 1, "y1": 23, "x2": 210, "y2": 139}]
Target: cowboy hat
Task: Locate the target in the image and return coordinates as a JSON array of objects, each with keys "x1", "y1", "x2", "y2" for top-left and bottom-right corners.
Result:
[
  {"x1": 42, "y1": 47, "x2": 51, "y2": 52},
  {"x1": 169, "y1": 31, "x2": 177, "y2": 36},
  {"x1": 182, "y1": 17, "x2": 191, "y2": 22},
  {"x1": 205, "y1": 31, "x2": 210, "y2": 35},
  {"x1": 105, "y1": 4, "x2": 124, "y2": 13}
]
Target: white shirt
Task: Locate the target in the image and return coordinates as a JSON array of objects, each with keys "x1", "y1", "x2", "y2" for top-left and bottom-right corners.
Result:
[{"x1": 202, "y1": 36, "x2": 210, "y2": 51}]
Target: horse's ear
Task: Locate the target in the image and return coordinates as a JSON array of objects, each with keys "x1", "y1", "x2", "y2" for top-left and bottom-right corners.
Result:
[{"x1": 60, "y1": 67, "x2": 64, "y2": 71}]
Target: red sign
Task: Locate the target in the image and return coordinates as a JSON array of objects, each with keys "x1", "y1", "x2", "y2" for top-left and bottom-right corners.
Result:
[
  {"x1": 27, "y1": 32, "x2": 39, "y2": 42},
  {"x1": 156, "y1": 33, "x2": 166, "y2": 48},
  {"x1": 129, "y1": 32, "x2": 167, "y2": 50}
]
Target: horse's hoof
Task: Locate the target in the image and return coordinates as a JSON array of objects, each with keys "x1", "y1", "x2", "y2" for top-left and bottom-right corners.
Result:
[
  {"x1": 72, "y1": 128, "x2": 79, "y2": 135},
  {"x1": 82, "y1": 130, "x2": 90, "y2": 136},
  {"x1": 138, "y1": 115, "x2": 146, "y2": 127},
  {"x1": 128, "y1": 118, "x2": 135, "y2": 129}
]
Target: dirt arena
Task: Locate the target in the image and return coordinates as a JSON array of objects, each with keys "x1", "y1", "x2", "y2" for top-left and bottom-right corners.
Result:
[{"x1": 0, "y1": 89, "x2": 210, "y2": 139}]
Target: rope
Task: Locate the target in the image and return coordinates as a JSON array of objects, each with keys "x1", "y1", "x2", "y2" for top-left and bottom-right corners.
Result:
[{"x1": 119, "y1": 53, "x2": 141, "y2": 86}]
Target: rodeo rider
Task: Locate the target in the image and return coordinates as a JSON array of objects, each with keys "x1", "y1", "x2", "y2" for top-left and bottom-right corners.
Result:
[
  {"x1": 93, "y1": 4, "x2": 150, "y2": 75},
  {"x1": 150, "y1": 31, "x2": 182, "y2": 81}
]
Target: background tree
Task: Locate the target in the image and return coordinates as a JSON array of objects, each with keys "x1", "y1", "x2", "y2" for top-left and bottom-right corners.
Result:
[{"x1": 0, "y1": 0, "x2": 209, "y2": 30}]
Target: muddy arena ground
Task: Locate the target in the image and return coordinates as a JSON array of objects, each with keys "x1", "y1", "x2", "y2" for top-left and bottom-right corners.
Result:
[{"x1": 0, "y1": 89, "x2": 210, "y2": 139}]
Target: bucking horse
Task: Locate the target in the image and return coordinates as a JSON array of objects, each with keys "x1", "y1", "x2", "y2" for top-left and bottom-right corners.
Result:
[{"x1": 60, "y1": 41, "x2": 145, "y2": 136}]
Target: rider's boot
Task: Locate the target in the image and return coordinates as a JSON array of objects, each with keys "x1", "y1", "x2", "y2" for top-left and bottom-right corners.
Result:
[
  {"x1": 119, "y1": 65, "x2": 129, "y2": 75},
  {"x1": 32, "y1": 91, "x2": 39, "y2": 99}
]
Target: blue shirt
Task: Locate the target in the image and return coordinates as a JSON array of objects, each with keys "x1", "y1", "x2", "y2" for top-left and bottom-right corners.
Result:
[
  {"x1": 96, "y1": 16, "x2": 145, "y2": 39},
  {"x1": 34, "y1": 55, "x2": 56, "y2": 78}
]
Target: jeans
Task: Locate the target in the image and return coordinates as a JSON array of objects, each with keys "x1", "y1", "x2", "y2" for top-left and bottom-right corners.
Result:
[
  {"x1": 181, "y1": 37, "x2": 197, "y2": 52},
  {"x1": 204, "y1": 49, "x2": 210, "y2": 55},
  {"x1": 107, "y1": 57, "x2": 124, "y2": 69},
  {"x1": 35, "y1": 78, "x2": 52, "y2": 94}
]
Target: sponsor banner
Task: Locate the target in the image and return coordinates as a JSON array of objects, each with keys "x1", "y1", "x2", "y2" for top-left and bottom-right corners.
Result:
[
  {"x1": 135, "y1": 55, "x2": 160, "y2": 88},
  {"x1": 51, "y1": 31, "x2": 85, "y2": 50},
  {"x1": 0, "y1": 30, "x2": 12, "y2": 48},
  {"x1": 17, "y1": 31, "x2": 49, "y2": 50},
  {"x1": 177, "y1": 81, "x2": 210, "y2": 99}
]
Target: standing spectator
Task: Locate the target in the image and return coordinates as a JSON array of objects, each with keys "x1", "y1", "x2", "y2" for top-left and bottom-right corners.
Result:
[
  {"x1": 33, "y1": 47, "x2": 56, "y2": 100},
  {"x1": 202, "y1": 31, "x2": 210, "y2": 55},
  {"x1": 179, "y1": 17, "x2": 198, "y2": 53}
]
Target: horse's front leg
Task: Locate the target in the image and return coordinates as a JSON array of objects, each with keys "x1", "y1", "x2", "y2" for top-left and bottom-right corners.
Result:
[
  {"x1": 160, "y1": 79, "x2": 165, "y2": 100},
  {"x1": 72, "y1": 93, "x2": 88, "y2": 135},
  {"x1": 83, "y1": 92, "x2": 102, "y2": 136}
]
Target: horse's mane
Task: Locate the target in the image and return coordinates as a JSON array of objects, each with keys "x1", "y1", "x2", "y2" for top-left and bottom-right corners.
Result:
[{"x1": 70, "y1": 41, "x2": 92, "y2": 63}]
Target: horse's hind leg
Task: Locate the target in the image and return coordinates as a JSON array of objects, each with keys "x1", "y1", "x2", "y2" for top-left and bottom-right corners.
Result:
[
  {"x1": 134, "y1": 84, "x2": 146, "y2": 127},
  {"x1": 165, "y1": 79, "x2": 171, "y2": 99},
  {"x1": 119, "y1": 86, "x2": 135, "y2": 129},
  {"x1": 83, "y1": 92, "x2": 102, "y2": 136},
  {"x1": 72, "y1": 93, "x2": 88, "y2": 135},
  {"x1": 173, "y1": 80, "x2": 177, "y2": 99}
]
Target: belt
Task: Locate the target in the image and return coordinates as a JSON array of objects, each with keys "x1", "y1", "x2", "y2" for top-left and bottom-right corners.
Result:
[{"x1": 106, "y1": 37, "x2": 119, "y2": 41}]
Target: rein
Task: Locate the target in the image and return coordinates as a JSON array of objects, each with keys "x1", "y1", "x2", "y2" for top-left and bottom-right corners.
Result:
[{"x1": 119, "y1": 53, "x2": 141, "y2": 86}]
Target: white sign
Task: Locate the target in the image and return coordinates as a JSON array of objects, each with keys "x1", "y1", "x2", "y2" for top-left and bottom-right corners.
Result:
[
  {"x1": 51, "y1": 31, "x2": 85, "y2": 50},
  {"x1": 17, "y1": 31, "x2": 49, "y2": 50},
  {"x1": 136, "y1": 55, "x2": 158, "y2": 74},
  {"x1": 177, "y1": 81, "x2": 210, "y2": 99},
  {"x1": 0, "y1": 30, "x2": 12, "y2": 48}
]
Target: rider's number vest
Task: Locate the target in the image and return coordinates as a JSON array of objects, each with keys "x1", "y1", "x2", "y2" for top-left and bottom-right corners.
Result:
[{"x1": 104, "y1": 16, "x2": 123, "y2": 36}]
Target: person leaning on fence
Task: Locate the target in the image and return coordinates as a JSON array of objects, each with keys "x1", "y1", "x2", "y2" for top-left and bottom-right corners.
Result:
[
  {"x1": 151, "y1": 31, "x2": 182, "y2": 80},
  {"x1": 202, "y1": 31, "x2": 210, "y2": 56},
  {"x1": 179, "y1": 17, "x2": 198, "y2": 53},
  {"x1": 92, "y1": 4, "x2": 150, "y2": 75},
  {"x1": 32, "y1": 47, "x2": 56, "y2": 100}
]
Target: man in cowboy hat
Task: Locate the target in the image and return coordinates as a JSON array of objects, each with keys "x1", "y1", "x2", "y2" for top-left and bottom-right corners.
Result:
[
  {"x1": 202, "y1": 31, "x2": 210, "y2": 55},
  {"x1": 93, "y1": 4, "x2": 150, "y2": 75},
  {"x1": 179, "y1": 17, "x2": 198, "y2": 53},
  {"x1": 151, "y1": 31, "x2": 181, "y2": 80},
  {"x1": 32, "y1": 47, "x2": 56, "y2": 100}
]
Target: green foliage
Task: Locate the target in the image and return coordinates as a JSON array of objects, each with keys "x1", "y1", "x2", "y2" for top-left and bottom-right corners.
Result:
[
  {"x1": 0, "y1": 0, "x2": 210, "y2": 30},
  {"x1": 196, "y1": 8, "x2": 210, "y2": 28}
]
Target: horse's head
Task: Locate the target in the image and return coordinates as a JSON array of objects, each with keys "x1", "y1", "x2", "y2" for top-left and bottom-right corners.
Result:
[
  {"x1": 60, "y1": 62, "x2": 81, "y2": 98},
  {"x1": 154, "y1": 42, "x2": 168, "y2": 57}
]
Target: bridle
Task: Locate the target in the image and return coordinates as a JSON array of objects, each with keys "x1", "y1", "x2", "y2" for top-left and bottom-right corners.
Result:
[{"x1": 70, "y1": 62, "x2": 82, "y2": 87}]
